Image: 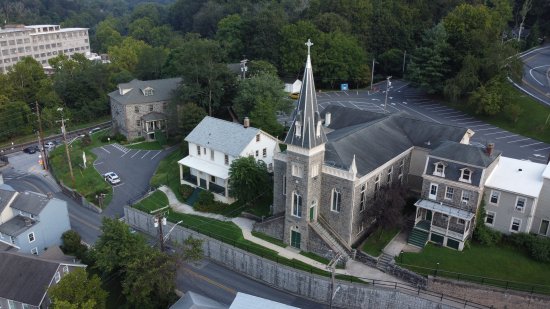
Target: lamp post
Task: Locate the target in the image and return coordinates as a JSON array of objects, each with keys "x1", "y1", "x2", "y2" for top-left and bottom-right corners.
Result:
[
  {"x1": 384, "y1": 76, "x2": 392, "y2": 112},
  {"x1": 435, "y1": 262, "x2": 440, "y2": 277}
]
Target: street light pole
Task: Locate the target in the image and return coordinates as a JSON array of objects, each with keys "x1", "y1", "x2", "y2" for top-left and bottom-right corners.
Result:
[
  {"x1": 370, "y1": 58, "x2": 375, "y2": 91},
  {"x1": 56, "y1": 108, "x2": 74, "y2": 186},
  {"x1": 384, "y1": 76, "x2": 392, "y2": 112},
  {"x1": 327, "y1": 253, "x2": 342, "y2": 309}
]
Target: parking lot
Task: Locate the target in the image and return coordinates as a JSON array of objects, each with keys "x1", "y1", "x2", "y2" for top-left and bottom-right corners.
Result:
[
  {"x1": 92, "y1": 143, "x2": 174, "y2": 217},
  {"x1": 316, "y1": 80, "x2": 550, "y2": 164}
]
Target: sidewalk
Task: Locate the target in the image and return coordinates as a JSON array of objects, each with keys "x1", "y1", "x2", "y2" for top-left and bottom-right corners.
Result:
[{"x1": 159, "y1": 185, "x2": 405, "y2": 284}]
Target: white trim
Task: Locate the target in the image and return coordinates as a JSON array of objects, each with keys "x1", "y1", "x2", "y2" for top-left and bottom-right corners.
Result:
[
  {"x1": 428, "y1": 183, "x2": 438, "y2": 200},
  {"x1": 291, "y1": 191, "x2": 302, "y2": 218},
  {"x1": 510, "y1": 217, "x2": 522, "y2": 233},
  {"x1": 28, "y1": 231, "x2": 35, "y2": 243},
  {"x1": 444, "y1": 186, "x2": 454, "y2": 200},
  {"x1": 459, "y1": 168, "x2": 472, "y2": 184},
  {"x1": 514, "y1": 196, "x2": 526, "y2": 213},
  {"x1": 63, "y1": 265, "x2": 69, "y2": 273},
  {"x1": 489, "y1": 190, "x2": 500, "y2": 206},
  {"x1": 31, "y1": 247, "x2": 38, "y2": 255},
  {"x1": 54, "y1": 271, "x2": 61, "y2": 283},
  {"x1": 433, "y1": 161, "x2": 446, "y2": 177},
  {"x1": 485, "y1": 211, "x2": 495, "y2": 226},
  {"x1": 331, "y1": 188, "x2": 341, "y2": 212}
]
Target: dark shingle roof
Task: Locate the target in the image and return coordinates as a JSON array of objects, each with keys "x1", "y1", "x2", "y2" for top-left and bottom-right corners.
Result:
[
  {"x1": 0, "y1": 215, "x2": 37, "y2": 236},
  {"x1": 427, "y1": 157, "x2": 483, "y2": 186},
  {"x1": 141, "y1": 111, "x2": 166, "y2": 121},
  {"x1": 320, "y1": 106, "x2": 470, "y2": 175},
  {"x1": 430, "y1": 141, "x2": 500, "y2": 167},
  {"x1": 0, "y1": 252, "x2": 59, "y2": 306},
  {"x1": 285, "y1": 53, "x2": 327, "y2": 149},
  {"x1": 10, "y1": 191, "x2": 50, "y2": 216},
  {"x1": 108, "y1": 78, "x2": 181, "y2": 105}
]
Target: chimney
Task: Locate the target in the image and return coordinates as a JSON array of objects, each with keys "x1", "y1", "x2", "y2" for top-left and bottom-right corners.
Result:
[
  {"x1": 325, "y1": 112, "x2": 331, "y2": 127},
  {"x1": 486, "y1": 143, "x2": 495, "y2": 156},
  {"x1": 243, "y1": 117, "x2": 250, "y2": 128},
  {"x1": 24, "y1": 217, "x2": 32, "y2": 227}
]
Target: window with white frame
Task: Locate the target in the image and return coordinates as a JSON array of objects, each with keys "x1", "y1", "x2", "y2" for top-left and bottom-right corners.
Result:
[
  {"x1": 515, "y1": 197, "x2": 526, "y2": 212},
  {"x1": 510, "y1": 217, "x2": 521, "y2": 233},
  {"x1": 255, "y1": 150, "x2": 259, "y2": 157},
  {"x1": 292, "y1": 164, "x2": 303, "y2": 178},
  {"x1": 460, "y1": 168, "x2": 472, "y2": 183},
  {"x1": 196, "y1": 145, "x2": 201, "y2": 155},
  {"x1": 28, "y1": 232, "x2": 35, "y2": 243},
  {"x1": 63, "y1": 265, "x2": 69, "y2": 273},
  {"x1": 54, "y1": 271, "x2": 61, "y2": 283},
  {"x1": 262, "y1": 148, "x2": 267, "y2": 157},
  {"x1": 359, "y1": 184, "x2": 366, "y2": 212},
  {"x1": 8, "y1": 300, "x2": 15, "y2": 309},
  {"x1": 485, "y1": 211, "x2": 495, "y2": 225},
  {"x1": 295, "y1": 121, "x2": 302, "y2": 137},
  {"x1": 282, "y1": 175, "x2": 286, "y2": 195},
  {"x1": 445, "y1": 187, "x2": 454, "y2": 200},
  {"x1": 256, "y1": 134, "x2": 260, "y2": 142},
  {"x1": 461, "y1": 191, "x2": 471, "y2": 204},
  {"x1": 457, "y1": 218, "x2": 465, "y2": 225},
  {"x1": 31, "y1": 247, "x2": 38, "y2": 255},
  {"x1": 136, "y1": 119, "x2": 141, "y2": 126},
  {"x1": 311, "y1": 164, "x2": 319, "y2": 178},
  {"x1": 331, "y1": 189, "x2": 341, "y2": 212},
  {"x1": 386, "y1": 167, "x2": 393, "y2": 184},
  {"x1": 292, "y1": 192, "x2": 302, "y2": 217},
  {"x1": 316, "y1": 120, "x2": 322, "y2": 138},
  {"x1": 539, "y1": 220, "x2": 549, "y2": 236},
  {"x1": 429, "y1": 183, "x2": 438, "y2": 200},
  {"x1": 489, "y1": 190, "x2": 500, "y2": 205},
  {"x1": 433, "y1": 162, "x2": 445, "y2": 177}
]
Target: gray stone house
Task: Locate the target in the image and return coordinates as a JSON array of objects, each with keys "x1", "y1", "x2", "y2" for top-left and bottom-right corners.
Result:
[
  {"x1": 108, "y1": 78, "x2": 182, "y2": 141},
  {"x1": 0, "y1": 251, "x2": 86, "y2": 309},
  {"x1": 410, "y1": 142, "x2": 500, "y2": 250},
  {"x1": 0, "y1": 188, "x2": 71, "y2": 256},
  {"x1": 256, "y1": 46, "x2": 473, "y2": 258}
]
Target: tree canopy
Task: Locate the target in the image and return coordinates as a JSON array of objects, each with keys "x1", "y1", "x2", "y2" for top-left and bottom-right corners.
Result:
[
  {"x1": 229, "y1": 156, "x2": 271, "y2": 206},
  {"x1": 48, "y1": 268, "x2": 107, "y2": 309}
]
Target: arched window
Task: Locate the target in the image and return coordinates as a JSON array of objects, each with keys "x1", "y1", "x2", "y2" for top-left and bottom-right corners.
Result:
[
  {"x1": 292, "y1": 191, "x2": 302, "y2": 217},
  {"x1": 359, "y1": 184, "x2": 366, "y2": 212},
  {"x1": 331, "y1": 189, "x2": 341, "y2": 212}
]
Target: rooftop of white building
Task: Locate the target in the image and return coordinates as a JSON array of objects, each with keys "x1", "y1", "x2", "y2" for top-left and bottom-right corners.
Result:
[{"x1": 485, "y1": 156, "x2": 547, "y2": 197}]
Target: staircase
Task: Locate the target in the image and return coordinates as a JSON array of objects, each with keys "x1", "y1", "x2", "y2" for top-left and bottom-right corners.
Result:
[
  {"x1": 310, "y1": 221, "x2": 350, "y2": 259},
  {"x1": 186, "y1": 187, "x2": 203, "y2": 207},
  {"x1": 407, "y1": 228, "x2": 429, "y2": 248},
  {"x1": 377, "y1": 252, "x2": 394, "y2": 270}
]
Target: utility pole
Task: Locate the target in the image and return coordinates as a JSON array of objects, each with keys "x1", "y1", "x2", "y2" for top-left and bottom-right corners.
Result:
[
  {"x1": 56, "y1": 108, "x2": 74, "y2": 186},
  {"x1": 35, "y1": 101, "x2": 48, "y2": 170},
  {"x1": 151, "y1": 206, "x2": 170, "y2": 252},
  {"x1": 370, "y1": 58, "x2": 376, "y2": 91},
  {"x1": 402, "y1": 50, "x2": 407, "y2": 75},
  {"x1": 384, "y1": 76, "x2": 392, "y2": 112},
  {"x1": 327, "y1": 253, "x2": 342, "y2": 309}
]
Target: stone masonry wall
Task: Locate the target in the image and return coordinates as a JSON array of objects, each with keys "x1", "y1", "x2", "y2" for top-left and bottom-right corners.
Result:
[
  {"x1": 253, "y1": 215, "x2": 285, "y2": 240},
  {"x1": 124, "y1": 206, "x2": 458, "y2": 309}
]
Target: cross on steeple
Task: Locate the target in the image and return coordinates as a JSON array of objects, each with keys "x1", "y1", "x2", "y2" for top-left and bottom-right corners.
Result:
[{"x1": 305, "y1": 39, "x2": 313, "y2": 55}]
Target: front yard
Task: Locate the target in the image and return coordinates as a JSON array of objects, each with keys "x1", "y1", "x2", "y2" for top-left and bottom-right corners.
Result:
[
  {"x1": 361, "y1": 227, "x2": 400, "y2": 257},
  {"x1": 398, "y1": 243, "x2": 550, "y2": 294}
]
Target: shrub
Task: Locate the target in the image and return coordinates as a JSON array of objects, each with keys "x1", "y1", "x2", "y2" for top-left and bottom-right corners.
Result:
[
  {"x1": 473, "y1": 200, "x2": 501, "y2": 246},
  {"x1": 507, "y1": 233, "x2": 550, "y2": 262},
  {"x1": 81, "y1": 134, "x2": 92, "y2": 146},
  {"x1": 196, "y1": 190, "x2": 215, "y2": 206},
  {"x1": 180, "y1": 184, "x2": 194, "y2": 200},
  {"x1": 61, "y1": 230, "x2": 88, "y2": 259},
  {"x1": 503, "y1": 104, "x2": 523, "y2": 123}
]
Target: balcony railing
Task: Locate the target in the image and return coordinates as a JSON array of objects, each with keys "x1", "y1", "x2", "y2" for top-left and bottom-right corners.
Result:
[
  {"x1": 181, "y1": 173, "x2": 196, "y2": 185},
  {"x1": 209, "y1": 182, "x2": 226, "y2": 196}
]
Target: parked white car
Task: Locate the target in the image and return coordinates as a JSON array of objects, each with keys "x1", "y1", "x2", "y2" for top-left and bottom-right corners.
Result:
[
  {"x1": 104, "y1": 172, "x2": 121, "y2": 185},
  {"x1": 44, "y1": 142, "x2": 56, "y2": 150}
]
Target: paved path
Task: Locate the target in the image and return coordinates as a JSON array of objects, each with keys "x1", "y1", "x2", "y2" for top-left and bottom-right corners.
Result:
[{"x1": 159, "y1": 185, "x2": 404, "y2": 284}]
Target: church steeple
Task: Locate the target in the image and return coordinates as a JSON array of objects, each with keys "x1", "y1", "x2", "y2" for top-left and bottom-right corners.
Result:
[{"x1": 284, "y1": 39, "x2": 327, "y2": 149}]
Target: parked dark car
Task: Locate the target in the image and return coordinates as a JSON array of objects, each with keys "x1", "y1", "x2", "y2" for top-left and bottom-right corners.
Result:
[{"x1": 23, "y1": 146, "x2": 39, "y2": 154}]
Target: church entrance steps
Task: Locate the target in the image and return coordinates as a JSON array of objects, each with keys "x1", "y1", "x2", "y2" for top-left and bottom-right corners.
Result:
[{"x1": 310, "y1": 221, "x2": 350, "y2": 259}]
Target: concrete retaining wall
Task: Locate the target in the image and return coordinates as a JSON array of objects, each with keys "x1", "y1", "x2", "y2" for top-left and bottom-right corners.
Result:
[
  {"x1": 252, "y1": 214, "x2": 285, "y2": 240},
  {"x1": 125, "y1": 206, "x2": 458, "y2": 309}
]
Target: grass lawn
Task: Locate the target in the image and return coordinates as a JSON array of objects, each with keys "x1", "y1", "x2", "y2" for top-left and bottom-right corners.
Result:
[
  {"x1": 398, "y1": 243, "x2": 550, "y2": 294},
  {"x1": 127, "y1": 141, "x2": 163, "y2": 150},
  {"x1": 252, "y1": 231, "x2": 287, "y2": 248},
  {"x1": 300, "y1": 251, "x2": 330, "y2": 264},
  {"x1": 48, "y1": 131, "x2": 113, "y2": 207},
  {"x1": 150, "y1": 147, "x2": 187, "y2": 203},
  {"x1": 361, "y1": 228, "x2": 400, "y2": 257},
  {"x1": 449, "y1": 83, "x2": 550, "y2": 143},
  {"x1": 132, "y1": 190, "x2": 364, "y2": 282}
]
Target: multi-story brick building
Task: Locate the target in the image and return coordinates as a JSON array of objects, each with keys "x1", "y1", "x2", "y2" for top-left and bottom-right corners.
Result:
[{"x1": 0, "y1": 24, "x2": 90, "y2": 73}]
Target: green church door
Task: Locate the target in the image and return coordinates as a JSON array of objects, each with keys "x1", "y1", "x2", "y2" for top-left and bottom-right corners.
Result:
[{"x1": 291, "y1": 230, "x2": 301, "y2": 249}]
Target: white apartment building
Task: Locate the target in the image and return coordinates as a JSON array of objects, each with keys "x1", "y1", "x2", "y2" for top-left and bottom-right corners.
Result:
[{"x1": 0, "y1": 24, "x2": 90, "y2": 73}]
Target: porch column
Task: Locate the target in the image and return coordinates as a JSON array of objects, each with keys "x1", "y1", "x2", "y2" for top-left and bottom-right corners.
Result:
[
  {"x1": 195, "y1": 172, "x2": 200, "y2": 186},
  {"x1": 224, "y1": 180, "x2": 228, "y2": 197},
  {"x1": 179, "y1": 164, "x2": 183, "y2": 183},
  {"x1": 414, "y1": 207, "x2": 419, "y2": 223},
  {"x1": 206, "y1": 175, "x2": 210, "y2": 190},
  {"x1": 446, "y1": 216, "x2": 451, "y2": 237}
]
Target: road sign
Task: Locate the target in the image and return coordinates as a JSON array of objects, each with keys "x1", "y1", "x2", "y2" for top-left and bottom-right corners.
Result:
[{"x1": 340, "y1": 83, "x2": 348, "y2": 91}]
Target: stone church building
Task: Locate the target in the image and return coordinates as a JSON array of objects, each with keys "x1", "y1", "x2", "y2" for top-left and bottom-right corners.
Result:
[{"x1": 254, "y1": 41, "x2": 481, "y2": 258}]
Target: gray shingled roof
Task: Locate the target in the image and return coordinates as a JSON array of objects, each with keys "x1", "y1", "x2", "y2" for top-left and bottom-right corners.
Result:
[
  {"x1": 142, "y1": 111, "x2": 166, "y2": 121},
  {"x1": 320, "y1": 106, "x2": 470, "y2": 175},
  {"x1": 430, "y1": 141, "x2": 500, "y2": 167},
  {"x1": 10, "y1": 191, "x2": 50, "y2": 216},
  {"x1": 108, "y1": 78, "x2": 182, "y2": 105},
  {"x1": 0, "y1": 252, "x2": 64, "y2": 306},
  {"x1": 427, "y1": 157, "x2": 483, "y2": 186},
  {"x1": 0, "y1": 189, "x2": 17, "y2": 214},
  {"x1": 185, "y1": 116, "x2": 260, "y2": 157},
  {"x1": 0, "y1": 215, "x2": 37, "y2": 237},
  {"x1": 285, "y1": 52, "x2": 327, "y2": 149}
]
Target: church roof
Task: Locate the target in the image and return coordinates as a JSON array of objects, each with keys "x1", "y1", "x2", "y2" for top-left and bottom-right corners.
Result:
[
  {"x1": 321, "y1": 105, "x2": 470, "y2": 176},
  {"x1": 284, "y1": 40, "x2": 327, "y2": 149}
]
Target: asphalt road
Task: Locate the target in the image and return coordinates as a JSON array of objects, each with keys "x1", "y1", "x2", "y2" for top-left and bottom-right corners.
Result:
[
  {"x1": 519, "y1": 45, "x2": 550, "y2": 106},
  {"x1": 316, "y1": 80, "x2": 550, "y2": 165}
]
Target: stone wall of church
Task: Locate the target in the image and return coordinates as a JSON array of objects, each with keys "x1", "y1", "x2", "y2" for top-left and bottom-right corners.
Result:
[
  {"x1": 253, "y1": 215, "x2": 285, "y2": 240},
  {"x1": 272, "y1": 157, "x2": 287, "y2": 214},
  {"x1": 307, "y1": 225, "x2": 337, "y2": 260},
  {"x1": 319, "y1": 173, "x2": 355, "y2": 245}
]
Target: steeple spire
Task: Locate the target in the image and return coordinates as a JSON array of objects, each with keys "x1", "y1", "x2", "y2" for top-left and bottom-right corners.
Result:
[{"x1": 284, "y1": 39, "x2": 327, "y2": 149}]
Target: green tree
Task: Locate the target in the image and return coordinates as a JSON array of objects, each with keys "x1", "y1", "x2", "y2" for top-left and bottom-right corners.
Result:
[
  {"x1": 369, "y1": 184, "x2": 407, "y2": 232},
  {"x1": 229, "y1": 156, "x2": 271, "y2": 206},
  {"x1": 177, "y1": 102, "x2": 207, "y2": 136},
  {"x1": 94, "y1": 19, "x2": 123, "y2": 53},
  {"x1": 61, "y1": 230, "x2": 88, "y2": 260},
  {"x1": 279, "y1": 21, "x2": 322, "y2": 77},
  {"x1": 135, "y1": 46, "x2": 168, "y2": 80},
  {"x1": 233, "y1": 72, "x2": 290, "y2": 118},
  {"x1": 48, "y1": 268, "x2": 107, "y2": 309},
  {"x1": 407, "y1": 23, "x2": 450, "y2": 94},
  {"x1": 250, "y1": 100, "x2": 285, "y2": 138},
  {"x1": 0, "y1": 100, "x2": 33, "y2": 141},
  {"x1": 248, "y1": 60, "x2": 278, "y2": 78},
  {"x1": 8, "y1": 56, "x2": 47, "y2": 103},
  {"x1": 108, "y1": 37, "x2": 150, "y2": 74},
  {"x1": 216, "y1": 14, "x2": 244, "y2": 61}
]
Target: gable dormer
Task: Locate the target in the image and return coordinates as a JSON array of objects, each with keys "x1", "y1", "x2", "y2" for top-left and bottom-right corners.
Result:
[
  {"x1": 119, "y1": 86, "x2": 132, "y2": 95},
  {"x1": 459, "y1": 167, "x2": 472, "y2": 183},
  {"x1": 141, "y1": 87, "x2": 154, "y2": 96},
  {"x1": 432, "y1": 161, "x2": 446, "y2": 177}
]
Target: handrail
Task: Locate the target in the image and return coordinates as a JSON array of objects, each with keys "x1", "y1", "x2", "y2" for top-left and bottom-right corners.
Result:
[{"x1": 318, "y1": 214, "x2": 352, "y2": 252}]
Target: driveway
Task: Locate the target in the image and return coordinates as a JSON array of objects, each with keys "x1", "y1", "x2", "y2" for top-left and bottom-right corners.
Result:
[
  {"x1": 518, "y1": 45, "x2": 550, "y2": 106},
  {"x1": 316, "y1": 80, "x2": 550, "y2": 164},
  {"x1": 92, "y1": 143, "x2": 175, "y2": 218}
]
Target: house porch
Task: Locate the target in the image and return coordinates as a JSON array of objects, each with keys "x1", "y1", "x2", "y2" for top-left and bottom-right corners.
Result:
[{"x1": 178, "y1": 156, "x2": 233, "y2": 204}]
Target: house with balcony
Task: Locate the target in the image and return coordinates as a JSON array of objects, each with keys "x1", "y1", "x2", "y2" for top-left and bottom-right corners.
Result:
[
  {"x1": 409, "y1": 142, "x2": 501, "y2": 250},
  {"x1": 108, "y1": 78, "x2": 181, "y2": 141},
  {"x1": 0, "y1": 251, "x2": 86, "y2": 309},
  {"x1": 178, "y1": 116, "x2": 279, "y2": 203},
  {"x1": 0, "y1": 185, "x2": 71, "y2": 256}
]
